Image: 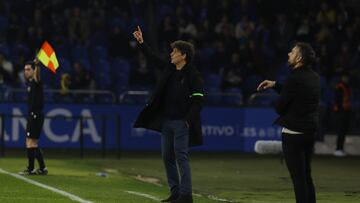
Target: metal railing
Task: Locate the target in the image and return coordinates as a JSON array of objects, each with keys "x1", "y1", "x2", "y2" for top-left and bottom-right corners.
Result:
[
  {"x1": 119, "y1": 90, "x2": 245, "y2": 106},
  {"x1": 3, "y1": 88, "x2": 116, "y2": 103},
  {"x1": 0, "y1": 114, "x2": 122, "y2": 159}
]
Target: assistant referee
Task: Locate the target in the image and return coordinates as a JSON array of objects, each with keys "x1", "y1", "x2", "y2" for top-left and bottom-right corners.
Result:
[{"x1": 20, "y1": 60, "x2": 47, "y2": 175}]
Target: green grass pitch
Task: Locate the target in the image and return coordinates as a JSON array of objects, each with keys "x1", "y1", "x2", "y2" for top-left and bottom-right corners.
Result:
[{"x1": 0, "y1": 153, "x2": 359, "y2": 203}]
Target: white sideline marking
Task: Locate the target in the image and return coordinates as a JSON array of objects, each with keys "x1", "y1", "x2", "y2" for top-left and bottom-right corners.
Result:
[
  {"x1": 125, "y1": 190, "x2": 161, "y2": 201},
  {"x1": 207, "y1": 194, "x2": 236, "y2": 202},
  {"x1": 0, "y1": 168, "x2": 93, "y2": 203}
]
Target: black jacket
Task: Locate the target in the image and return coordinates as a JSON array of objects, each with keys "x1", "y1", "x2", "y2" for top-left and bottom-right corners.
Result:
[
  {"x1": 133, "y1": 43, "x2": 205, "y2": 146},
  {"x1": 273, "y1": 66, "x2": 321, "y2": 133}
]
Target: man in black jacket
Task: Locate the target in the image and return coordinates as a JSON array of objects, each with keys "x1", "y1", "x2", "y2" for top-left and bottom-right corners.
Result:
[
  {"x1": 133, "y1": 26, "x2": 204, "y2": 203},
  {"x1": 257, "y1": 42, "x2": 320, "y2": 203}
]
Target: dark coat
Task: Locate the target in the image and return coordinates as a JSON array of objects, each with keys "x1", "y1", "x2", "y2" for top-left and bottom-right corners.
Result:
[
  {"x1": 133, "y1": 43, "x2": 205, "y2": 146},
  {"x1": 273, "y1": 66, "x2": 321, "y2": 133}
]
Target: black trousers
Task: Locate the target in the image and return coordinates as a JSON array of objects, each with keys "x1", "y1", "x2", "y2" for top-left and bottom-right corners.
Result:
[
  {"x1": 335, "y1": 111, "x2": 351, "y2": 150},
  {"x1": 282, "y1": 133, "x2": 316, "y2": 203}
]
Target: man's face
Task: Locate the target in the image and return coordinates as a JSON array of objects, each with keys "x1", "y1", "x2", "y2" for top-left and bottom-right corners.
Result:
[
  {"x1": 288, "y1": 46, "x2": 301, "y2": 67},
  {"x1": 170, "y1": 48, "x2": 186, "y2": 65},
  {"x1": 24, "y1": 64, "x2": 34, "y2": 80}
]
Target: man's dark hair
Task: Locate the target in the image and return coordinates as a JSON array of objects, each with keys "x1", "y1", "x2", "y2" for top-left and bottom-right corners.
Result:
[
  {"x1": 25, "y1": 61, "x2": 36, "y2": 70},
  {"x1": 295, "y1": 42, "x2": 316, "y2": 67},
  {"x1": 170, "y1": 40, "x2": 195, "y2": 63}
]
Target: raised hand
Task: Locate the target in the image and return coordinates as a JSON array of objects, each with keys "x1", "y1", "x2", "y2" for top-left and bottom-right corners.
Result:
[
  {"x1": 257, "y1": 80, "x2": 276, "y2": 91},
  {"x1": 133, "y1": 25, "x2": 144, "y2": 44}
]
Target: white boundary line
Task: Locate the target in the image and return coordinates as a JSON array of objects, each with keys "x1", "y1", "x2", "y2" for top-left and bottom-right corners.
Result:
[
  {"x1": 0, "y1": 168, "x2": 93, "y2": 203},
  {"x1": 124, "y1": 190, "x2": 161, "y2": 201}
]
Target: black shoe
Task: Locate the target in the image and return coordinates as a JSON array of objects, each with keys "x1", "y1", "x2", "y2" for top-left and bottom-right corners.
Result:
[
  {"x1": 36, "y1": 168, "x2": 48, "y2": 175},
  {"x1": 171, "y1": 195, "x2": 193, "y2": 203},
  {"x1": 161, "y1": 193, "x2": 179, "y2": 202},
  {"x1": 19, "y1": 168, "x2": 36, "y2": 175}
]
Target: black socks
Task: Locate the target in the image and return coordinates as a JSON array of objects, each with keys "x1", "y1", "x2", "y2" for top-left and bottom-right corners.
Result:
[
  {"x1": 27, "y1": 147, "x2": 46, "y2": 170},
  {"x1": 27, "y1": 148, "x2": 36, "y2": 170},
  {"x1": 35, "y1": 148, "x2": 46, "y2": 170}
]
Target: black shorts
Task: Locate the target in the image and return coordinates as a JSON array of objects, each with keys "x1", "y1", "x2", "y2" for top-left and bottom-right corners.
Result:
[{"x1": 26, "y1": 112, "x2": 44, "y2": 139}]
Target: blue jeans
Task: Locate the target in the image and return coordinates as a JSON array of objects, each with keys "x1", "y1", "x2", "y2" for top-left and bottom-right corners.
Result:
[{"x1": 161, "y1": 119, "x2": 192, "y2": 196}]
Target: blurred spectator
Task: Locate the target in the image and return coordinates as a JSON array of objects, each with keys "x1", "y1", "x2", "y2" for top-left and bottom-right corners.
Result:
[
  {"x1": 296, "y1": 18, "x2": 313, "y2": 42},
  {"x1": 60, "y1": 73, "x2": 71, "y2": 95},
  {"x1": 210, "y1": 40, "x2": 228, "y2": 74},
  {"x1": 13, "y1": 54, "x2": 27, "y2": 86},
  {"x1": 159, "y1": 15, "x2": 178, "y2": 50},
  {"x1": 333, "y1": 73, "x2": 352, "y2": 157},
  {"x1": 247, "y1": 40, "x2": 269, "y2": 77},
  {"x1": 71, "y1": 61, "x2": 93, "y2": 89},
  {"x1": 129, "y1": 51, "x2": 155, "y2": 88},
  {"x1": 234, "y1": 15, "x2": 255, "y2": 43},
  {"x1": 215, "y1": 15, "x2": 233, "y2": 35},
  {"x1": 197, "y1": 19, "x2": 216, "y2": 44},
  {"x1": 27, "y1": 26, "x2": 45, "y2": 53},
  {"x1": 0, "y1": 0, "x2": 359, "y2": 108},
  {"x1": 316, "y1": 2, "x2": 337, "y2": 25},
  {"x1": 67, "y1": 7, "x2": 89, "y2": 45},
  {"x1": 178, "y1": 17, "x2": 198, "y2": 40},
  {"x1": 108, "y1": 26, "x2": 132, "y2": 58},
  {"x1": 222, "y1": 52, "x2": 243, "y2": 90},
  {"x1": 334, "y1": 42, "x2": 353, "y2": 74},
  {"x1": 271, "y1": 14, "x2": 294, "y2": 59},
  {"x1": 0, "y1": 53, "x2": 14, "y2": 84}
]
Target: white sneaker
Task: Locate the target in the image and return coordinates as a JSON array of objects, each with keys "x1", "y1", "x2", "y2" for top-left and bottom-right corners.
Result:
[{"x1": 334, "y1": 150, "x2": 346, "y2": 157}]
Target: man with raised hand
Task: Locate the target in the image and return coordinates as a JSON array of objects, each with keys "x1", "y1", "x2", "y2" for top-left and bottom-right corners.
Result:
[
  {"x1": 133, "y1": 26, "x2": 204, "y2": 203},
  {"x1": 20, "y1": 60, "x2": 47, "y2": 175}
]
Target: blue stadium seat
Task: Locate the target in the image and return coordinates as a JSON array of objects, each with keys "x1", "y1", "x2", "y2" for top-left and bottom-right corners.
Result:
[
  {"x1": 93, "y1": 58, "x2": 110, "y2": 73},
  {"x1": 205, "y1": 87, "x2": 222, "y2": 105},
  {"x1": 110, "y1": 17, "x2": 127, "y2": 30},
  {"x1": 42, "y1": 66, "x2": 62, "y2": 89},
  {"x1": 78, "y1": 59, "x2": 92, "y2": 71},
  {"x1": 71, "y1": 45, "x2": 89, "y2": 61},
  {"x1": 59, "y1": 58, "x2": 72, "y2": 73},
  {"x1": 89, "y1": 31, "x2": 107, "y2": 47},
  {"x1": 91, "y1": 46, "x2": 108, "y2": 61},
  {"x1": 114, "y1": 73, "x2": 129, "y2": 86},
  {"x1": 13, "y1": 92, "x2": 28, "y2": 102},
  {"x1": 96, "y1": 94, "x2": 114, "y2": 103},
  {"x1": 0, "y1": 43, "x2": 10, "y2": 57},
  {"x1": 111, "y1": 58, "x2": 131, "y2": 75},
  {"x1": 11, "y1": 43, "x2": 30, "y2": 57},
  {"x1": 321, "y1": 86, "x2": 335, "y2": 106},
  {"x1": 204, "y1": 73, "x2": 222, "y2": 89},
  {"x1": 95, "y1": 72, "x2": 111, "y2": 90},
  {"x1": 199, "y1": 47, "x2": 215, "y2": 64},
  {"x1": 54, "y1": 43, "x2": 70, "y2": 59},
  {"x1": 158, "y1": 4, "x2": 174, "y2": 22},
  {"x1": 223, "y1": 87, "x2": 243, "y2": 106},
  {"x1": 0, "y1": 16, "x2": 8, "y2": 30},
  {"x1": 242, "y1": 75, "x2": 262, "y2": 97},
  {"x1": 112, "y1": 73, "x2": 129, "y2": 95},
  {"x1": 43, "y1": 85, "x2": 55, "y2": 102}
]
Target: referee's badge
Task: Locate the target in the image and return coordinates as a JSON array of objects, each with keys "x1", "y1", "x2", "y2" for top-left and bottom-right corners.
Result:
[{"x1": 27, "y1": 86, "x2": 31, "y2": 92}]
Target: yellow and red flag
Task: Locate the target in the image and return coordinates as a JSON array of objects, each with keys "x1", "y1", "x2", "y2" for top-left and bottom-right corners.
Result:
[{"x1": 36, "y1": 41, "x2": 59, "y2": 73}]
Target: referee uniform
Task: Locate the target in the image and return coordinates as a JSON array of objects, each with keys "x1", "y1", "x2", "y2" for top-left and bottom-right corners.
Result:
[
  {"x1": 27, "y1": 80, "x2": 44, "y2": 140},
  {"x1": 22, "y1": 61, "x2": 47, "y2": 175}
]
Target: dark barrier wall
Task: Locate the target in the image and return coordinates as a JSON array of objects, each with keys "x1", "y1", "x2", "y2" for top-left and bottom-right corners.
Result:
[{"x1": 0, "y1": 103, "x2": 281, "y2": 152}]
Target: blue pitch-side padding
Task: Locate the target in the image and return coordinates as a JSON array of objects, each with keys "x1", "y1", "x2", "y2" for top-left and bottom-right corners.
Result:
[{"x1": 0, "y1": 103, "x2": 281, "y2": 152}]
